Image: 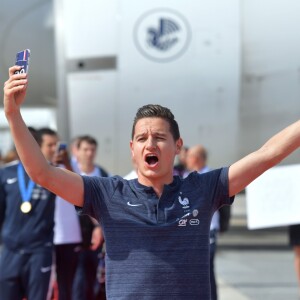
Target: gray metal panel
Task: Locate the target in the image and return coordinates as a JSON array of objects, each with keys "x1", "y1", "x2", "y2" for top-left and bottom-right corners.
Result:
[
  {"x1": 66, "y1": 56, "x2": 117, "y2": 73},
  {"x1": 54, "y1": 0, "x2": 70, "y2": 140}
]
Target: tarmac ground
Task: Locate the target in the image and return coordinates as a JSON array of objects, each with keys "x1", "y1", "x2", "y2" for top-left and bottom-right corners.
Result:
[{"x1": 216, "y1": 194, "x2": 299, "y2": 300}]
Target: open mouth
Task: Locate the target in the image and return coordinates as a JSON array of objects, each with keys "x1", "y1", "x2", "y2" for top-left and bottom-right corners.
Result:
[{"x1": 145, "y1": 154, "x2": 159, "y2": 166}]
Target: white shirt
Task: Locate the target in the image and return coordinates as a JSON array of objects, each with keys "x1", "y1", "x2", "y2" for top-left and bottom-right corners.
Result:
[
  {"x1": 54, "y1": 196, "x2": 82, "y2": 244},
  {"x1": 54, "y1": 164, "x2": 82, "y2": 245}
]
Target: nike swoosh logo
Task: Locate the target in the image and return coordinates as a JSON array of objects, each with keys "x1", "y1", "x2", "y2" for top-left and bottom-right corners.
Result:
[
  {"x1": 40, "y1": 266, "x2": 52, "y2": 273},
  {"x1": 127, "y1": 201, "x2": 143, "y2": 207},
  {"x1": 7, "y1": 178, "x2": 17, "y2": 184}
]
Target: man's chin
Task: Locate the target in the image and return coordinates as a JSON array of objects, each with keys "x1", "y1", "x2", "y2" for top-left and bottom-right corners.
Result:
[{"x1": 140, "y1": 169, "x2": 159, "y2": 179}]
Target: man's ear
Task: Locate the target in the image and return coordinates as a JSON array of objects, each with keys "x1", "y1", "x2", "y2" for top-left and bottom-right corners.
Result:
[
  {"x1": 130, "y1": 140, "x2": 134, "y2": 157},
  {"x1": 175, "y1": 138, "x2": 183, "y2": 154}
]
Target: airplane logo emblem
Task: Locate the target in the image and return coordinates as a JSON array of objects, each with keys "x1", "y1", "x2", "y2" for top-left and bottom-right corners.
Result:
[{"x1": 134, "y1": 8, "x2": 191, "y2": 62}]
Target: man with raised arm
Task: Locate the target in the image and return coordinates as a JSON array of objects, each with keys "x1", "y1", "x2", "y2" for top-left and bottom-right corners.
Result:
[{"x1": 4, "y1": 65, "x2": 300, "y2": 300}]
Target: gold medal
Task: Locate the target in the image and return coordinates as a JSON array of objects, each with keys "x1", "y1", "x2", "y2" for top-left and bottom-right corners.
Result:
[{"x1": 20, "y1": 201, "x2": 32, "y2": 213}]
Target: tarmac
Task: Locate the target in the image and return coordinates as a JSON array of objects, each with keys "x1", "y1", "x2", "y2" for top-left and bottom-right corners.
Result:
[{"x1": 216, "y1": 194, "x2": 298, "y2": 300}]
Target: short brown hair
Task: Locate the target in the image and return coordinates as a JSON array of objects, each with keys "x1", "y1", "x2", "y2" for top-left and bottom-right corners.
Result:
[
  {"x1": 131, "y1": 104, "x2": 180, "y2": 141},
  {"x1": 77, "y1": 135, "x2": 98, "y2": 148}
]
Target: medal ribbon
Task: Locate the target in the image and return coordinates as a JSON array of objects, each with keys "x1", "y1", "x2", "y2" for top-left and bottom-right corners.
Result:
[{"x1": 17, "y1": 163, "x2": 35, "y2": 203}]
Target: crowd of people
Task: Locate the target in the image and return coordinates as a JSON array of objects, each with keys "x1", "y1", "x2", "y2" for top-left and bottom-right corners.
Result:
[
  {"x1": 2, "y1": 64, "x2": 300, "y2": 299},
  {"x1": 0, "y1": 129, "x2": 107, "y2": 300}
]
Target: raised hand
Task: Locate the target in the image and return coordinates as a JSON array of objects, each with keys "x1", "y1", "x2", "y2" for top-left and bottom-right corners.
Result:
[{"x1": 3, "y1": 66, "x2": 28, "y2": 116}]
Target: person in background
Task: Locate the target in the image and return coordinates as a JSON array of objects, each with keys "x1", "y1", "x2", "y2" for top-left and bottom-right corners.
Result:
[
  {"x1": 0, "y1": 150, "x2": 2, "y2": 165},
  {"x1": 173, "y1": 145, "x2": 189, "y2": 177},
  {"x1": 73, "y1": 135, "x2": 107, "y2": 300},
  {"x1": 0, "y1": 127, "x2": 56, "y2": 300},
  {"x1": 186, "y1": 144, "x2": 222, "y2": 300},
  {"x1": 70, "y1": 135, "x2": 80, "y2": 174},
  {"x1": 289, "y1": 225, "x2": 300, "y2": 294},
  {"x1": 2, "y1": 147, "x2": 18, "y2": 164},
  {"x1": 50, "y1": 134, "x2": 82, "y2": 300}
]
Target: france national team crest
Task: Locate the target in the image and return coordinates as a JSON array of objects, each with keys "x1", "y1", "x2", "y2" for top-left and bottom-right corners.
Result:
[
  {"x1": 134, "y1": 8, "x2": 191, "y2": 62},
  {"x1": 177, "y1": 195, "x2": 200, "y2": 227},
  {"x1": 178, "y1": 193, "x2": 190, "y2": 209}
]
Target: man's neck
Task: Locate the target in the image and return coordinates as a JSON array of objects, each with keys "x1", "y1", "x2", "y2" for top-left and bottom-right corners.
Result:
[
  {"x1": 138, "y1": 174, "x2": 174, "y2": 198},
  {"x1": 78, "y1": 162, "x2": 95, "y2": 174}
]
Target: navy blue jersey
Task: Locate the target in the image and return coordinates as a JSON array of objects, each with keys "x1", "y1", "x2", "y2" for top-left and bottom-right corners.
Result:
[
  {"x1": 0, "y1": 161, "x2": 55, "y2": 253},
  {"x1": 80, "y1": 167, "x2": 234, "y2": 300}
]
